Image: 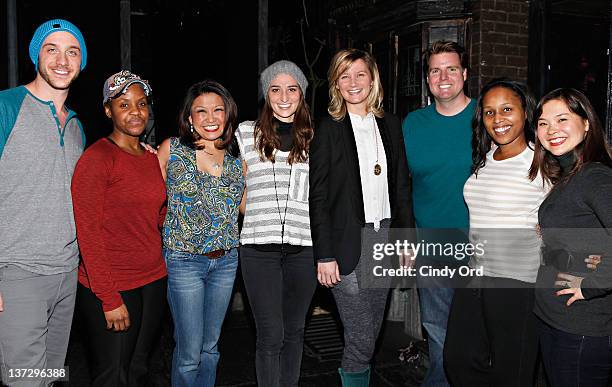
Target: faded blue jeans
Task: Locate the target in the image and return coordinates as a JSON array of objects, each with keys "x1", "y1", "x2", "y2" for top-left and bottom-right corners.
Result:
[
  {"x1": 416, "y1": 257, "x2": 463, "y2": 387},
  {"x1": 164, "y1": 248, "x2": 238, "y2": 387}
]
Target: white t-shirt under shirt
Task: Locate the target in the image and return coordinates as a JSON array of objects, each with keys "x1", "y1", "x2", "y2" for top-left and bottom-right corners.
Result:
[{"x1": 463, "y1": 146, "x2": 548, "y2": 283}]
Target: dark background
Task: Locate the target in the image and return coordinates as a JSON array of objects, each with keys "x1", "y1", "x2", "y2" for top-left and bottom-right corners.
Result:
[
  {"x1": 2, "y1": 1, "x2": 611, "y2": 145},
  {"x1": 0, "y1": 0, "x2": 331, "y2": 146}
]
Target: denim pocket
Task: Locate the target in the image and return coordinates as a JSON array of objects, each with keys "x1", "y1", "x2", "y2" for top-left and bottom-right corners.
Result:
[
  {"x1": 226, "y1": 247, "x2": 239, "y2": 259},
  {"x1": 163, "y1": 249, "x2": 195, "y2": 261}
]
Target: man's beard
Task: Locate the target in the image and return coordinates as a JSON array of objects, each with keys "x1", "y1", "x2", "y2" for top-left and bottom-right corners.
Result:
[{"x1": 38, "y1": 64, "x2": 80, "y2": 90}]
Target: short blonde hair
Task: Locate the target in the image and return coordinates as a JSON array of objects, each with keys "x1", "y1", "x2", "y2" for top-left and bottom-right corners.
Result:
[{"x1": 327, "y1": 48, "x2": 384, "y2": 120}]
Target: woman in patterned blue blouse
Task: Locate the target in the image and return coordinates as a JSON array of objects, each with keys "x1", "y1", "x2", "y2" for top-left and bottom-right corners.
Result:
[{"x1": 157, "y1": 80, "x2": 245, "y2": 387}]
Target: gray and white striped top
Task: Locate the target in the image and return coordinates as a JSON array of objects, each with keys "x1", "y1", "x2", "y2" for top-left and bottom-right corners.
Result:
[
  {"x1": 236, "y1": 121, "x2": 312, "y2": 246},
  {"x1": 464, "y1": 146, "x2": 549, "y2": 283}
]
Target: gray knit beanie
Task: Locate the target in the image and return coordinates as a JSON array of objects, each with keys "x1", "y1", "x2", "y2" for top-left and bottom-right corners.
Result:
[{"x1": 260, "y1": 60, "x2": 308, "y2": 99}]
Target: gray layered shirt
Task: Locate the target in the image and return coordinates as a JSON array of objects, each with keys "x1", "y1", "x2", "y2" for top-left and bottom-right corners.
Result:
[{"x1": 0, "y1": 86, "x2": 85, "y2": 275}]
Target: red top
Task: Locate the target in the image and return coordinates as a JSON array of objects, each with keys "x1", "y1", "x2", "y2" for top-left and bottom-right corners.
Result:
[{"x1": 72, "y1": 138, "x2": 167, "y2": 312}]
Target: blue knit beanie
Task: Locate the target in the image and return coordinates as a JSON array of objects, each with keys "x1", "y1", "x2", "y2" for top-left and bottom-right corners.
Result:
[{"x1": 29, "y1": 19, "x2": 87, "y2": 71}]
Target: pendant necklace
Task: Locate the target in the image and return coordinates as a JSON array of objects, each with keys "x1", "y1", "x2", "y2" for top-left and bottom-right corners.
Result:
[
  {"x1": 201, "y1": 147, "x2": 221, "y2": 171},
  {"x1": 272, "y1": 154, "x2": 292, "y2": 256},
  {"x1": 372, "y1": 115, "x2": 382, "y2": 176}
]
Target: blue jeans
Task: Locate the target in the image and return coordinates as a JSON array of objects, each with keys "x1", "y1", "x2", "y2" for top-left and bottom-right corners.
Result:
[
  {"x1": 417, "y1": 258, "x2": 459, "y2": 387},
  {"x1": 164, "y1": 248, "x2": 238, "y2": 387}
]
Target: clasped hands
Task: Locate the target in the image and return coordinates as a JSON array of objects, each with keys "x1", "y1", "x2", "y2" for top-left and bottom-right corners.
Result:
[{"x1": 104, "y1": 303, "x2": 131, "y2": 332}]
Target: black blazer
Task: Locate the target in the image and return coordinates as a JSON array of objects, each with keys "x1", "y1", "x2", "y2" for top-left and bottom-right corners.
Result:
[{"x1": 309, "y1": 112, "x2": 415, "y2": 275}]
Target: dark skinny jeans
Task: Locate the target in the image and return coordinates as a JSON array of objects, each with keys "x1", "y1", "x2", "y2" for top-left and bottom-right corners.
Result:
[
  {"x1": 539, "y1": 319, "x2": 612, "y2": 387},
  {"x1": 240, "y1": 246, "x2": 317, "y2": 387}
]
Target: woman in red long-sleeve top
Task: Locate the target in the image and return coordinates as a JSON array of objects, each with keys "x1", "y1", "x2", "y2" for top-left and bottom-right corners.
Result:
[{"x1": 71, "y1": 70, "x2": 167, "y2": 387}]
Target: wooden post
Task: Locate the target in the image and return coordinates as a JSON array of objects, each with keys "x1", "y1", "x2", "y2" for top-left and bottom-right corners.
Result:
[
  {"x1": 258, "y1": 0, "x2": 268, "y2": 73},
  {"x1": 120, "y1": 0, "x2": 132, "y2": 70},
  {"x1": 606, "y1": 0, "x2": 612, "y2": 143},
  {"x1": 7, "y1": 0, "x2": 18, "y2": 87},
  {"x1": 528, "y1": 0, "x2": 547, "y2": 99}
]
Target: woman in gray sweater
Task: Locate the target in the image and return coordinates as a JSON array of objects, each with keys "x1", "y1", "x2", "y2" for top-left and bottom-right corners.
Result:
[{"x1": 530, "y1": 88, "x2": 612, "y2": 387}]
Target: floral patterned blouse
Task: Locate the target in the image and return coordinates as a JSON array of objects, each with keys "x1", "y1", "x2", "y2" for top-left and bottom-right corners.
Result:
[{"x1": 163, "y1": 137, "x2": 244, "y2": 254}]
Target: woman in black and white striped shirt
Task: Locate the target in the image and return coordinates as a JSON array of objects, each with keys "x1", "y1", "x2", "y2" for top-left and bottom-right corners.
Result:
[{"x1": 235, "y1": 60, "x2": 316, "y2": 387}]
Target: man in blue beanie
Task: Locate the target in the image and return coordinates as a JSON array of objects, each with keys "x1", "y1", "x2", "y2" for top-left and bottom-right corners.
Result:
[{"x1": 0, "y1": 19, "x2": 86, "y2": 386}]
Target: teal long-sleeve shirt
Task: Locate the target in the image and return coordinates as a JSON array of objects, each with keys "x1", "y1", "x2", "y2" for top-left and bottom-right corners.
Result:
[{"x1": 402, "y1": 100, "x2": 475, "y2": 230}]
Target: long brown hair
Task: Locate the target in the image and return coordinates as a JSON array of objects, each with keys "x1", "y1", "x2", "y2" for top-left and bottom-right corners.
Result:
[
  {"x1": 255, "y1": 91, "x2": 313, "y2": 164},
  {"x1": 528, "y1": 88, "x2": 612, "y2": 185}
]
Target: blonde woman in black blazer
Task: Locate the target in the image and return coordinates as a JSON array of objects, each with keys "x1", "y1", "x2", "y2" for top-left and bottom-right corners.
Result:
[{"x1": 309, "y1": 48, "x2": 414, "y2": 386}]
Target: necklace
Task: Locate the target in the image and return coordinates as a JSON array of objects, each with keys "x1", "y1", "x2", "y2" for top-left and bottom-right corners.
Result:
[
  {"x1": 272, "y1": 154, "x2": 292, "y2": 256},
  {"x1": 210, "y1": 152, "x2": 222, "y2": 171},
  {"x1": 372, "y1": 115, "x2": 382, "y2": 176},
  {"x1": 198, "y1": 148, "x2": 222, "y2": 171}
]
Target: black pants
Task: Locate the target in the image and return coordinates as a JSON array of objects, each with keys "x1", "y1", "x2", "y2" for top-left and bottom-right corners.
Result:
[
  {"x1": 539, "y1": 319, "x2": 612, "y2": 387},
  {"x1": 240, "y1": 246, "x2": 317, "y2": 387},
  {"x1": 444, "y1": 277, "x2": 538, "y2": 387},
  {"x1": 76, "y1": 277, "x2": 167, "y2": 387}
]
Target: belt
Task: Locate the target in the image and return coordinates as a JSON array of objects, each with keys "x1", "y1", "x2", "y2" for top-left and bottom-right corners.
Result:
[{"x1": 203, "y1": 249, "x2": 226, "y2": 259}]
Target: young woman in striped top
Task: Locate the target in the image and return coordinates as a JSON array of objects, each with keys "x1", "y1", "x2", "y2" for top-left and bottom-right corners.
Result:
[
  {"x1": 444, "y1": 79, "x2": 547, "y2": 386},
  {"x1": 235, "y1": 60, "x2": 316, "y2": 387}
]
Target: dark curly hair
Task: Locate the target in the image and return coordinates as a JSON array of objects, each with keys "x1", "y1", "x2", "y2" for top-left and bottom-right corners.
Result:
[{"x1": 472, "y1": 78, "x2": 536, "y2": 175}]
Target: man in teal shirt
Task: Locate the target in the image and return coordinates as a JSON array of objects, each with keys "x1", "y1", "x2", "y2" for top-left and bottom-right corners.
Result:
[{"x1": 402, "y1": 41, "x2": 475, "y2": 387}]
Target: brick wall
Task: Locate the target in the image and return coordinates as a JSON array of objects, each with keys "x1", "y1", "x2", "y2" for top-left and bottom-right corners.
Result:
[{"x1": 468, "y1": 0, "x2": 530, "y2": 96}]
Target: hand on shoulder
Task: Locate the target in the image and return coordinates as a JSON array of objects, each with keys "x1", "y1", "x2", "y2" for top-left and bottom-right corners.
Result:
[
  {"x1": 156, "y1": 138, "x2": 172, "y2": 180},
  {"x1": 158, "y1": 138, "x2": 171, "y2": 153},
  {"x1": 140, "y1": 142, "x2": 159, "y2": 155}
]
